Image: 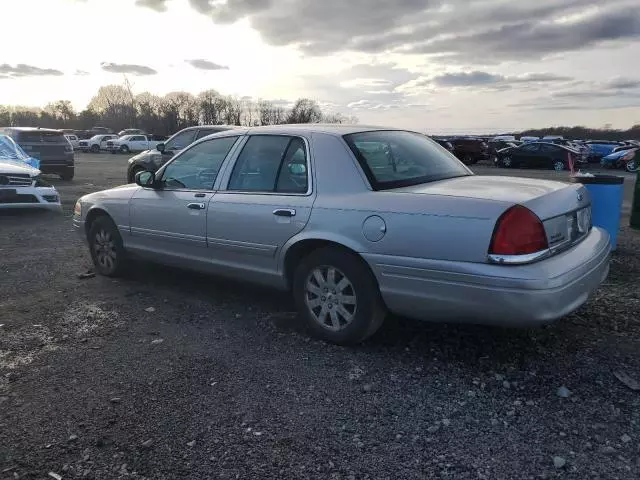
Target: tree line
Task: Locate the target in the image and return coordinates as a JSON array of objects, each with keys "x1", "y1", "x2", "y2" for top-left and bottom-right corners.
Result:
[
  {"x1": 515, "y1": 125, "x2": 640, "y2": 142},
  {"x1": 0, "y1": 82, "x2": 358, "y2": 135}
]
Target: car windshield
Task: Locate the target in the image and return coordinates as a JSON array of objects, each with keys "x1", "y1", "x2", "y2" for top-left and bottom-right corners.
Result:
[{"x1": 344, "y1": 130, "x2": 471, "y2": 190}]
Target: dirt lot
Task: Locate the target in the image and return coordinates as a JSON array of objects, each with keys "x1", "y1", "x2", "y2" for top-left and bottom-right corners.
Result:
[{"x1": 1, "y1": 153, "x2": 640, "y2": 479}]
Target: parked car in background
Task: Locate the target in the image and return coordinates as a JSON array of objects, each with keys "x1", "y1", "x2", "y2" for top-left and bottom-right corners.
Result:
[
  {"x1": 0, "y1": 127, "x2": 75, "y2": 180},
  {"x1": 0, "y1": 134, "x2": 62, "y2": 210},
  {"x1": 78, "y1": 134, "x2": 120, "y2": 153},
  {"x1": 520, "y1": 136, "x2": 540, "y2": 143},
  {"x1": 585, "y1": 141, "x2": 624, "y2": 162},
  {"x1": 448, "y1": 137, "x2": 492, "y2": 165},
  {"x1": 488, "y1": 139, "x2": 519, "y2": 156},
  {"x1": 126, "y1": 125, "x2": 236, "y2": 182},
  {"x1": 496, "y1": 142, "x2": 583, "y2": 171},
  {"x1": 74, "y1": 125, "x2": 609, "y2": 344},
  {"x1": 64, "y1": 134, "x2": 80, "y2": 149},
  {"x1": 106, "y1": 134, "x2": 167, "y2": 154},
  {"x1": 89, "y1": 126, "x2": 113, "y2": 135},
  {"x1": 118, "y1": 128, "x2": 147, "y2": 137},
  {"x1": 601, "y1": 148, "x2": 638, "y2": 172},
  {"x1": 433, "y1": 138, "x2": 455, "y2": 152}
]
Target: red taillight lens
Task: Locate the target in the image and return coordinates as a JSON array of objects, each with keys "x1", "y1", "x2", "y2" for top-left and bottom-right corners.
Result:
[{"x1": 489, "y1": 205, "x2": 548, "y2": 256}]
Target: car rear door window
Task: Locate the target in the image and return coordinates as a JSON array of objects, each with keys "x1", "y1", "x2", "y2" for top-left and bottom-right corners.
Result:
[
  {"x1": 160, "y1": 136, "x2": 239, "y2": 190},
  {"x1": 228, "y1": 135, "x2": 309, "y2": 193}
]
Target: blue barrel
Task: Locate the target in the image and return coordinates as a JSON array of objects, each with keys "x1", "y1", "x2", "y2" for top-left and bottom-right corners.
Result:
[{"x1": 570, "y1": 175, "x2": 625, "y2": 250}]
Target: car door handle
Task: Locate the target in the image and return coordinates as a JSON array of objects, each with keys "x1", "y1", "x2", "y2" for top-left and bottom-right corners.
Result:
[
  {"x1": 187, "y1": 202, "x2": 206, "y2": 210},
  {"x1": 273, "y1": 208, "x2": 296, "y2": 217}
]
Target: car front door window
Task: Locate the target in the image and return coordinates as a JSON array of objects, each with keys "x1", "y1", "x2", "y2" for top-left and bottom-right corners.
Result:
[
  {"x1": 160, "y1": 137, "x2": 239, "y2": 190},
  {"x1": 166, "y1": 130, "x2": 197, "y2": 152}
]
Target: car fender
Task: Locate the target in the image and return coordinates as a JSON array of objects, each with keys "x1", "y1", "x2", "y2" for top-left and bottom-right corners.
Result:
[{"x1": 278, "y1": 229, "x2": 371, "y2": 273}]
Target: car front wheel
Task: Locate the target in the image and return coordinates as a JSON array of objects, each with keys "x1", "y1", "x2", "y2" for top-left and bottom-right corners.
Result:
[
  {"x1": 88, "y1": 216, "x2": 126, "y2": 277},
  {"x1": 120, "y1": 145, "x2": 130, "y2": 154},
  {"x1": 626, "y1": 159, "x2": 638, "y2": 173},
  {"x1": 501, "y1": 156, "x2": 512, "y2": 168},
  {"x1": 293, "y1": 247, "x2": 386, "y2": 344},
  {"x1": 553, "y1": 160, "x2": 565, "y2": 171}
]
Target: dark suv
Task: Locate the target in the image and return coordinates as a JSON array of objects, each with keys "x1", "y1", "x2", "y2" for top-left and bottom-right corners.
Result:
[
  {"x1": 0, "y1": 127, "x2": 75, "y2": 180},
  {"x1": 448, "y1": 137, "x2": 492, "y2": 165},
  {"x1": 126, "y1": 125, "x2": 237, "y2": 182}
]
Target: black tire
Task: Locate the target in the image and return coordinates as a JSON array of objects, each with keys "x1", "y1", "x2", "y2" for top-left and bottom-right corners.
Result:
[
  {"x1": 552, "y1": 159, "x2": 565, "y2": 171},
  {"x1": 120, "y1": 145, "x2": 130, "y2": 154},
  {"x1": 90, "y1": 144, "x2": 100, "y2": 153},
  {"x1": 292, "y1": 247, "x2": 386, "y2": 344},
  {"x1": 127, "y1": 166, "x2": 144, "y2": 183},
  {"x1": 500, "y1": 156, "x2": 512, "y2": 168},
  {"x1": 88, "y1": 216, "x2": 126, "y2": 277},
  {"x1": 59, "y1": 167, "x2": 74, "y2": 181}
]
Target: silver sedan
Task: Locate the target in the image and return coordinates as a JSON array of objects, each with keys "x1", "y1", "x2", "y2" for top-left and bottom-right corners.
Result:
[{"x1": 73, "y1": 125, "x2": 610, "y2": 344}]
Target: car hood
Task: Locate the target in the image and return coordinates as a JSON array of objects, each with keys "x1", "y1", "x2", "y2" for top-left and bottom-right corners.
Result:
[
  {"x1": 604, "y1": 149, "x2": 636, "y2": 160},
  {"x1": 81, "y1": 184, "x2": 139, "y2": 203},
  {"x1": 394, "y1": 175, "x2": 569, "y2": 204},
  {"x1": 0, "y1": 160, "x2": 40, "y2": 176}
]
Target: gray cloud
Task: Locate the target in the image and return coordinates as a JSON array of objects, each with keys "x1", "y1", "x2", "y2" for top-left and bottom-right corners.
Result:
[
  {"x1": 74, "y1": 70, "x2": 90, "y2": 76},
  {"x1": 100, "y1": 62, "x2": 158, "y2": 75},
  {"x1": 403, "y1": 71, "x2": 572, "y2": 90},
  {"x1": 185, "y1": 59, "x2": 229, "y2": 70},
  {"x1": 135, "y1": 0, "x2": 168, "y2": 11},
  {"x1": 137, "y1": 0, "x2": 639, "y2": 62},
  {"x1": 410, "y1": 6, "x2": 640, "y2": 60},
  {"x1": 0, "y1": 63, "x2": 64, "y2": 79},
  {"x1": 606, "y1": 77, "x2": 640, "y2": 89}
]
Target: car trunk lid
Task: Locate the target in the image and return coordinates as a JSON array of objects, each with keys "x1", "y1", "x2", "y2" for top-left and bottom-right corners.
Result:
[{"x1": 395, "y1": 175, "x2": 592, "y2": 254}]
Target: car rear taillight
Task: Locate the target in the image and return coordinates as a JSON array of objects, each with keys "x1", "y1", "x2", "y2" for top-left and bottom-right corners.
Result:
[{"x1": 489, "y1": 205, "x2": 548, "y2": 256}]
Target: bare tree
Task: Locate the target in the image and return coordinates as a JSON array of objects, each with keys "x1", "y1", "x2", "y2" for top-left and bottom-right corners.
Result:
[{"x1": 287, "y1": 98, "x2": 322, "y2": 124}]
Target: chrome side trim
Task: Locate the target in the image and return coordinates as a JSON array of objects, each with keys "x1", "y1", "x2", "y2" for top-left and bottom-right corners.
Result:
[{"x1": 487, "y1": 249, "x2": 551, "y2": 265}]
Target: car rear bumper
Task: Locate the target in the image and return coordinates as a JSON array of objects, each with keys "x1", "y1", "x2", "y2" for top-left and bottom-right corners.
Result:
[{"x1": 364, "y1": 227, "x2": 611, "y2": 327}]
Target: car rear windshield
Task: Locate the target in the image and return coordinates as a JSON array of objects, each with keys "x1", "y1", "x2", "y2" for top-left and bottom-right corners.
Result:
[
  {"x1": 18, "y1": 131, "x2": 66, "y2": 143},
  {"x1": 344, "y1": 130, "x2": 471, "y2": 190}
]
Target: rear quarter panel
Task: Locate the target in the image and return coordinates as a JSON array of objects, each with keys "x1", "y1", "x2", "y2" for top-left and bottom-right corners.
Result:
[{"x1": 286, "y1": 132, "x2": 509, "y2": 264}]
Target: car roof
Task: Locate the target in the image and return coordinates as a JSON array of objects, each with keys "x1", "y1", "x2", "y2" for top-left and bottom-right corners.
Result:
[
  {"x1": 243, "y1": 124, "x2": 410, "y2": 137},
  {"x1": 3, "y1": 127, "x2": 63, "y2": 133}
]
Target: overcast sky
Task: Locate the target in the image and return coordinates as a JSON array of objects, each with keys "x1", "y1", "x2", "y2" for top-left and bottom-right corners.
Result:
[{"x1": 1, "y1": 0, "x2": 639, "y2": 133}]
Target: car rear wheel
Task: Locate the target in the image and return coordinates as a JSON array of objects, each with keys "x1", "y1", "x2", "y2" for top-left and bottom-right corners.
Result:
[
  {"x1": 90, "y1": 144, "x2": 100, "y2": 153},
  {"x1": 59, "y1": 167, "x2": 74, "y2": 181},
  {"x1": 88, "y1": 216, "x2": 126, "y2": 277},
  {"x1": 293, "y1": 247, "x2": 386, "y2": 344},
  {"x1": 120, "y1": 145, "x2": 130, "y2": 154},
  {"x1": 553, "y1": 160, "x2": 565, "y2": 171}
]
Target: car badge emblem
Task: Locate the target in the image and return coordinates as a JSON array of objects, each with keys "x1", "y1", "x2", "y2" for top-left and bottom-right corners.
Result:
[{"x1": 577, "y1": 192, "x2": 583, "y2": 202}]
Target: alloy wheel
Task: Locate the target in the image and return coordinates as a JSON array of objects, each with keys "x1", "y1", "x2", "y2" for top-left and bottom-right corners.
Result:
[
  {"x1": 304, "y1": 265, "x2": 357, "y2": 331},
  {"x1": 94, "y1": 229, "x2": 117, "y2": 271},
  {"x1": 626, "y1": 160, "x2": 638, "y2": 173},
  {"x1": 553, "y1": 161, "x2": 565, "y2": 171}
]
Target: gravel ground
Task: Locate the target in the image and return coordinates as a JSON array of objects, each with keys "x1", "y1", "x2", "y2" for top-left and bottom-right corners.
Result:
[{"x1": 1, "y1": 154, "x2": 639, "y2": 479}]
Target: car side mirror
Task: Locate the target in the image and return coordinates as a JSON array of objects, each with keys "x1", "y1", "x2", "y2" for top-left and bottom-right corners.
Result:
[
  {"x1": 135, "y1": 170, "x2": 156, "y2": 188},
  {"x1": 288, "y1": 163, "x2": 306, "y2": 175},
  {"x1": 156, "y1": 143, "x2": 165, "y2": 153}
]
